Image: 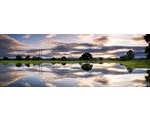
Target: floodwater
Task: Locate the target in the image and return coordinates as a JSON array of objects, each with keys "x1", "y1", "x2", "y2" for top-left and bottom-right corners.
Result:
[{"x1": 0, "y1": 63, "x2": 150, "y2": 87}]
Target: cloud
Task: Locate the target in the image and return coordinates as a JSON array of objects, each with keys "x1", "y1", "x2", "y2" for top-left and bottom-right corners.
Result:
[
  {"x1": 77, "y1": 34, "x2": 94, "y2": 43},
  {"x1": 41, "y1": 39, "x2": 64, "y2": 48},
  {"x1": 0, "y1": 35, "x2": 28, "y2": 57},
  {"x1": 93, "y1": 76, "x2": 109, "y2": 84},
  {"x1": 94, "y1": 36, "x2": 109, "y2": 44},
  {"x1": 45, "y1": 34, "x2": 56, "y2": 38},
  {"x1": 39, "y1": 37, "x2": 146, "y2": 58},
  {"x1": 45, "y1": 83, "x2": 56, "y2": 87},
  {"x1": 24, "y1": 82, "x2": 31, "y2": 87},
  {"x1": 23, "y1": 34, "x2": 31, "y2": 39},
  {"x1": 78, "y1": 80, "x2": 94, "y2": 87},
  {"x1": 0, "y1": 66, "x2": 29, "y2": 86},
  {"x1": 132, "y1": 34, "x2": 146, "y2": 43},
  {"x1": 0, "y1": 35, "x2": 26, "y2": 50}
]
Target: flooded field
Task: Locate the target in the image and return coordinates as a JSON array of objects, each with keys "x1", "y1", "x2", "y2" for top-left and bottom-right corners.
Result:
[{"x1": 0, "y1": 63, "x2": 150, "y2": 87}]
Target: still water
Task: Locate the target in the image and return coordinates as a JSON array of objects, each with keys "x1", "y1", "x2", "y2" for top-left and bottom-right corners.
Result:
[{"x1": 0, "y1": 63, "x2": 150, "y2": 87}]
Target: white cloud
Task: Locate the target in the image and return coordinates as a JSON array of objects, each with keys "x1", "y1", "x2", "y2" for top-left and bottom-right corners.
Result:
[
  {"x1": 40, "y1": 39, "x2": 64, "y2": 48},
  {"x1": 77, "y1": 34, "x2": 94, "y2": 43},
  {"x1": 23, "y1": 34, "x2": 31, "y2": 39},
  {"x1": 45, "y1": 34, "x2": 56, "y2": 38}
]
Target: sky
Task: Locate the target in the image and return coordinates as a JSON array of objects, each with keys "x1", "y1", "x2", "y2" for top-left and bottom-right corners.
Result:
[{"x1": 0, "y1": 34, "x2": 148, "y2": 59}]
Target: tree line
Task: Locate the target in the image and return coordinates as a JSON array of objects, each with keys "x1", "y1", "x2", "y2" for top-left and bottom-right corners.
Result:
[{"x1": 1, "y1": 50, "x2": 135, "y2": 61}]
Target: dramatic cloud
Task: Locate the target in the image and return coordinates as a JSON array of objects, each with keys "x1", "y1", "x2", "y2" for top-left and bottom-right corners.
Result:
[
  {"x1": 23, "y1": 34, "x2": 31, "y2": 39},
  {"x1": 0, "y1": 35, "x2": 28, "y2": 57},
  {"x1": 45, "y1": 34, "x2": 56, "y2": 38}
]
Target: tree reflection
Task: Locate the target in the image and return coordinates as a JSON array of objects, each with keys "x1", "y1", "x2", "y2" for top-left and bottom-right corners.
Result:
[
  {"x1": 145, "y1": 70, "x2": 150, "y2": 87},
  {"x1": 16, "y1": 63, "x2": 22, "y2": 67},
  {"x1": 25, "y1": 64, "x2": 30, "y2": 67},
  {"x1": 127, "y1": 67, "x2": 134, "y2": 73},
  {"x1": 61, "y1": 63, "x2": 67, "y2": 66},
  {"x1": 81, "y1": 63, "x2": 93, "y2": 71}
]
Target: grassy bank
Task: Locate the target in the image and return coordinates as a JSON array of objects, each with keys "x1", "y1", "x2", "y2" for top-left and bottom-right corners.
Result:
[{"x1": 0, "y1": 59, "x2": 150, "y2": 68}]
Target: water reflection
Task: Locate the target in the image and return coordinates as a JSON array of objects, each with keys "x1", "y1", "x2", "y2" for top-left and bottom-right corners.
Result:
[
  {"x1": 127, "y1": 67, "x2": 134, "y2": 73},
  {"x1": 61, "y1": 63, "x2": 67, "y2": 66},
  {"x1": 145, "y1": 70, "x2": 150, "y2": 87},
  {"x1": 81, "y1": 63, "x2": 93, "y2": 71},
  {"x1": 25, "y1": 64, "x2": 30, "y2": 67},
  {"x1": 0, "y1": 63, "x2": 149, "y2": 87},
  {"x1": 16, "y1": 63, "x2": 22, "y2": 67}
]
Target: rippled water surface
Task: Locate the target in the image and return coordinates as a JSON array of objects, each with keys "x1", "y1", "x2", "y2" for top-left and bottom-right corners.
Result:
[{"x1": 0, "y1": 63, "x2": 150, "y2": 87}]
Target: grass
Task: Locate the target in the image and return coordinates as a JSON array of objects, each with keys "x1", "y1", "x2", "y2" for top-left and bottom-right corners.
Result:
[
  {"x1": 102, "y1": 59, "x2": 150, "y2": 68},
  {"x1": 0, "y1": 59, "x2": 150, "y2": 68}
]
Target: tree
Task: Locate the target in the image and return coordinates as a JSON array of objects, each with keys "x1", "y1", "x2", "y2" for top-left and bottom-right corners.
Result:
[
  {"x1": 99, "y1": 57, "x2": 104, "y2": 60},
  {"x1": 3, "y1": 57, "x2": 9, "y2": 60},
  {"x1": 16, "y1": 55, "x2": 23, "y2": 60},
  {"x1": 32, "y1": 56, "x2": 41, "y2": 60},
  {"x1": 144, "y1": 34, "x2": 150, "y2": 59},
  {"x1": 79, "y1": 53, "x2": 93, "y2": 60},
  {"x1": 51, "y1": 57, "x2": 56, "y2": 60},
  {"x1": 120, "y1": 50, "x2": 134, "y2": 60},
  {"x1": 144, "y1": 34, "x2": 150, "y2": 45},
  {"x1": 127, "y1": 50, "x2": 134, "y2": 60},
  {"x1": 61, "y1": 56, "x2": 67, "y2": 61},
  {"x1": 25, "y1": 55, "x2": 31, "y2": 60}
]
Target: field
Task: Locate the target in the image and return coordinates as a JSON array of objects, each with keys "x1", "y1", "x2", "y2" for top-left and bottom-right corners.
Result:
[{"x1": 0, "y1": 59, "x2": 150, "y2": 68}]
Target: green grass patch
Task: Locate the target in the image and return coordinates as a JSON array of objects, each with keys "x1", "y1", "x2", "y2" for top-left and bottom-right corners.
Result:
[{"x1": 0, "y1": 59, "x2": 150, "y2": 68}]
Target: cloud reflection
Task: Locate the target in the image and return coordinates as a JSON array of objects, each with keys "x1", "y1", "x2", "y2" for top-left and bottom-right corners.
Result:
[{"x1": 0, "y1": 63, "x2": 148, "y2": 87}]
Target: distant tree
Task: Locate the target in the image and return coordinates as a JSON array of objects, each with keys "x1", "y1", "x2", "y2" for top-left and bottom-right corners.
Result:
[
  {"x1": 16, "y1": 55, "x2": 23, "y2": 60},
  {"x1": 99, "y1": 57, "x2": 104, "y2": 60},
  {"x1": 61, "y1": 56, "x2": 67, "y2": 61},
  {"x1": 32, "y1": 56, "x2": 41, "y2": 60},
  {"x1": 3, "y1": 57, "x2": 9, "y2": 60},
  {"x1": 144, "y1": 34, "x2": 150, "y2": 59},
  {"x1": 127, "y1": 50, "x2": 134, "y2": 60},
  {"x1": 120, "y1": 50, "x2": 134, "y2": 60},
  {"x1": 81, "y1": 63, "x2": 93, "y2": 71},
  {"x1": 51, "y1": 57, "x2": 56, "y2": 60},
  {"x1": 79, "y1": 53, "x2": 93, "y2": 60},
  {"x1": 25, "y1": 55, "x2": 31, "y2": 60}
]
